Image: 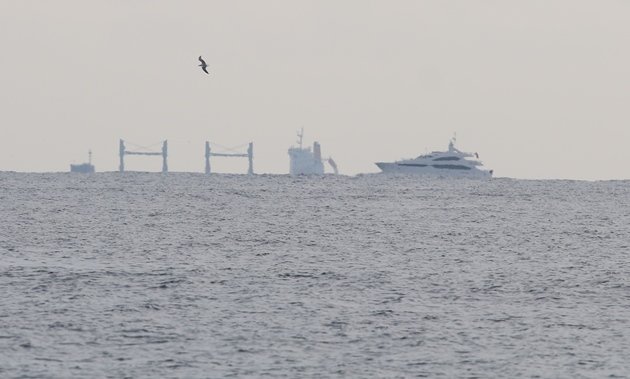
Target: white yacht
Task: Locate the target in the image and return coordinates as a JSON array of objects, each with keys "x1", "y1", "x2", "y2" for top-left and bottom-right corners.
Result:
[
  {"x1": 375, "y1": 137, "x2": 493, "y2": 178},
  {"x1": 288, "y1": 129, "x2": 338, "y2": 175}
]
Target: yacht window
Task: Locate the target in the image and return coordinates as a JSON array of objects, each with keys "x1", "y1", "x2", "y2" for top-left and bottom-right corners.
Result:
[
  {"x1": 398, "y1": 163, "x2": 428, "y2": 167},
  {"x1": 432, "y1": 164, "x2": 471, "y2": 170},
  {"x1": 433, "y1": 156, "x2": 460, "y2": 161}
]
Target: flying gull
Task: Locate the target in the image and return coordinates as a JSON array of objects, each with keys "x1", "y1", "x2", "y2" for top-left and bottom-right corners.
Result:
[{"x1": 198, "y1": 56, "x2": 209, "y2": 74}]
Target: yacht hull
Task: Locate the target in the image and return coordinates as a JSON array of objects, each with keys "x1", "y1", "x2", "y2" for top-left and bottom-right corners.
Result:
[{"x1": 375, "y1": 162, "x2": 492, "y2": 178}]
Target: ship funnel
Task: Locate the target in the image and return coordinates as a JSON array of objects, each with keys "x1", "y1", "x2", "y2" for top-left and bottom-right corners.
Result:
[{"x1": 313, "y1": 142, "x2": 322, "y2": 162}]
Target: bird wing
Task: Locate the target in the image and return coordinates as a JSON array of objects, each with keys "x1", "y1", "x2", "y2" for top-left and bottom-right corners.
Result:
[
  {"x1": 202, "y1": 66, "x2": 209, "y2": 74},
  {"x1": 198, "y1": 56, "x2": 206, "y2": 65}
]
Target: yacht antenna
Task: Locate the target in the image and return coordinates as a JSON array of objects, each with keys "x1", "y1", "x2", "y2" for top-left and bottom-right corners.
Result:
[{"x1": 88, "y1": 150, "x2": 92, "y2": 164}]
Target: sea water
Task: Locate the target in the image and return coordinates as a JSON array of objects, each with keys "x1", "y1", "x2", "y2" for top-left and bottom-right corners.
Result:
[{"x1": 0, "y1": 172, "x2": 628, "y2": 378}]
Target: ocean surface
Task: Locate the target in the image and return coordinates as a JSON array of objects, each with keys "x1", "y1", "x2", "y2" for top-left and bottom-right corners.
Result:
[{"x1": 1, "y1": 172, "x2": 629, "y2": 378}]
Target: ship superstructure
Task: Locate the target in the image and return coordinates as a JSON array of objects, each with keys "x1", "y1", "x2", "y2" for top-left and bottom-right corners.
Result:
[{"x1": 288, "y1": 129, "x2": 338, "y2": 175}]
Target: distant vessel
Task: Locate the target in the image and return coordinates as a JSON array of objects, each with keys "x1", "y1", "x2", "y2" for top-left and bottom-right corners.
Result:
[
  {"x1": 288, "y1": 129, "x2": 338, "y2": 175},
  {"x1": 70, "y1": 150, "x2": 95, "y2": 173},
  {"x1": 375, "y1": 137, "x2": 493, "y2": 178}
]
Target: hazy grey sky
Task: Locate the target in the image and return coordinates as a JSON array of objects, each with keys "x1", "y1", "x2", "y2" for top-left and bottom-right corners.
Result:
[{"x1": 1, "y1": 1, "x2": 629, "y2": 179}]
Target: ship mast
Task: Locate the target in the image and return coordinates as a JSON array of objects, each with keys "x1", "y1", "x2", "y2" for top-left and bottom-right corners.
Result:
[{"x1": 297, "y1": 128, "x2": 304, "y2": 149}]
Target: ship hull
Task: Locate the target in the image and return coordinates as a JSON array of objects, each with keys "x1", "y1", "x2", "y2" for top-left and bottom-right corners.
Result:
[{"x1": 70, "y1": 163, "x2": 95, "y2": 174}]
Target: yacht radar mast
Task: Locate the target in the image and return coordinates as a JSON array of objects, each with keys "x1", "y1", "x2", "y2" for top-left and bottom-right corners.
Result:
[{"x1": 449, "y1": 133, "x2": 457, "y2": 152}]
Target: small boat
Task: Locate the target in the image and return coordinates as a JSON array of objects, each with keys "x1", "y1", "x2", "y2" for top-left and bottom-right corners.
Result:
[{"x1": 70, "y1": 150, "x2": 95, "y2": 173}]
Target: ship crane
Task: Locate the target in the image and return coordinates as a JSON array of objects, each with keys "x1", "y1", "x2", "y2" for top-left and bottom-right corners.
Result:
[
  {"x1": 205, "y1": 141, "x2": 253, "y2": 175},
  {"x1": 327, "y1": 157, "x2": 338, "y2": 175}
]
